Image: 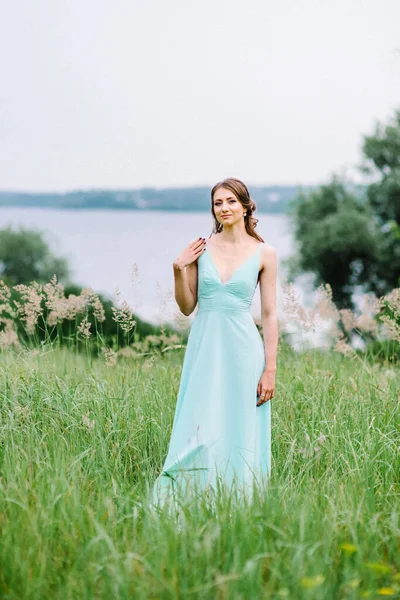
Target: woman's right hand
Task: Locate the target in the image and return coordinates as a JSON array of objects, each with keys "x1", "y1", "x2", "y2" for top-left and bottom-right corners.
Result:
[{"x1": 173, "y1": 237, "x2": 206, "y2": 270}]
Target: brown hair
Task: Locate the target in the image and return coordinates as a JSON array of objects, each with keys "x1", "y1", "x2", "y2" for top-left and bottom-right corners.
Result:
[{"x1": 210, "y1": 177, "x2": 264, "y2": 242}]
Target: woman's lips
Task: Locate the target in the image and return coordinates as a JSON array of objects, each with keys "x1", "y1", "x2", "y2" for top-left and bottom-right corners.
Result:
[{"x1": 222, "y1": 215, "x2": 232, "y2": 218}]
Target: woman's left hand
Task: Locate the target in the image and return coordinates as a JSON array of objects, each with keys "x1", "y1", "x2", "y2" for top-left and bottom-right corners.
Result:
[{"x1": 256, "y1": 369, "x2": 276, "y2": 406}]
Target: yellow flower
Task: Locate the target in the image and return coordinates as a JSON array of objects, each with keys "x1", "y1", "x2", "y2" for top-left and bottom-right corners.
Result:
[
  {"x1": 300, "y1": 575, "x2": 325, "y2": 589},
  {"x1": 378, "y1": 588, "x2": 395, "y2": 596},
  {"x1": 364, "y1": 562, "x2": 392, "y2": 575},
  {"x1": 340, "y1": 543, "x2": 358, "y2": 554},
  {"x1": 347, "y1": 578, "x2": 361, "y2": 588}
]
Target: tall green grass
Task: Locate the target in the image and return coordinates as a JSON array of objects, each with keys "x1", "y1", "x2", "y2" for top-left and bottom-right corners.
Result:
[{"x1": 0, "y1": 343, "x2": 398, "y2": 599}]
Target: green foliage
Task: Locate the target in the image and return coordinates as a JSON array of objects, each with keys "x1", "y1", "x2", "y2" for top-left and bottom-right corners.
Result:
[
  {"x1": 286, "y1": 176, "x2": 380, "y2": 308},
  {"x1": 0, "y1": 225, "x2": 70, "y2": 285},
  {"x1": 362, "y1": 339, "x2": 400, "y2": 364},
  {"x1": 361, "y1": 108, "x2": 400, "y2": 225},
  {"x1": 287, "y1": 108, "x2": 400, "y2": 308}
]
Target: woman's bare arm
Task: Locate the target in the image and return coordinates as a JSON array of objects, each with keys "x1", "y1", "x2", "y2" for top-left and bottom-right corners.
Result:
[
  {"x1": 172, "y1": 238, "x2": 204, "y2": 316},
  {"x1": 259, "y1": 244, "x2": 278, "y2": 373}
]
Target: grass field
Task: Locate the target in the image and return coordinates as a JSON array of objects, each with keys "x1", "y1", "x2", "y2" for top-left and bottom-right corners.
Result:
[{"x1": 0, "y1": 342, "x2": 398, "y2": 599}]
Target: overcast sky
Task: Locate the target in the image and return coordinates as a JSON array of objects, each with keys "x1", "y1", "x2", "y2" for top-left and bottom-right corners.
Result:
[{"x1": 1, "y1": 0, "x2": 399, "y2": 192}]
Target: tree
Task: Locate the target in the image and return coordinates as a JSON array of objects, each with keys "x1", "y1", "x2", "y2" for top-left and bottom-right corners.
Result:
[
  {"x1": 286, "y1": 176, "x2": 381, "y2": 308},
  {"x1": 360, "y1": 109, "x2": 400, "y2": 293},
  {"x1": 0, "y1": 225, "x2": 70, "y2": 285},
  {"x1": 361, "y1": 108, "x2": 400, "y2": 225},
  {"x1": 287, "y1": 108, "x2": 400, "y2": 309}
]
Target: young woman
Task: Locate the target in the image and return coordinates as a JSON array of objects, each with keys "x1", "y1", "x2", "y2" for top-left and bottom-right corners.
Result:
[{"x1": 152, "y1": 177, "x2": 278, "y2": 506}]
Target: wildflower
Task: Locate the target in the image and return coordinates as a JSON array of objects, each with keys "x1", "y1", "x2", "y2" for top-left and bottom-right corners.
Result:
[
  {"x1": 334, "y1": 337, "x2": 355, "y2": 356},
  {"x1": 315, "y1": 283, "x2": 340, "y2": 322},
  {"x1": 300, "y1": 574, "x2": 325, "y2": 588},
  {"x1": 47, "y1": 310, "x2": 59, "y2": 326},
  {"x1": 340, "y1": 543, "x2": 358, "y2": 554},
  {"x1": 280, "y1": 277, "x2": 318, "y2": 331},
  {"x1": 156, "y1": 280, "x2": 174, "y2": 321},
  {"x1": 81, "y1": 287, "x2": 106, "y2": 322},
  {"x1": 172, "y1": 308, "x2": 191, "y2": 332},
  {"x1": 102, "y1": 346, "x2": 117, "y2": 367},
  {"x1": 354, "y1": 293, "x2": 380, "y2": 336},
  {"x1": 364, "y1": 562, "x2": 392, "y2": 575},
  {"x1": 43, "y1": 275, "x2": 69, "y2": 321},
  {"x1": 13, "y1": 282, "x2": 44, "y2": 334},
  {"x1": 13, "y1": 403, "x2": 31, "y2": 421},
  {"x1": 131, "y1": 262, "x2": 141, "y2": 286},
  {"x1": 340, "y1": 308, "x2": 356, "y2": 333},
  {"x1": 117, "y1": 347, "x2": 139, "y2": 359},
  {"x1": 0, "y1": 280, "x2": 11, "y2": 302},
  {"x1": 92, "y1": 295, "x2": 106, "y2": 322},
  {"x1": 380, "y1": 314, "x2": 400, "y2": 343},
  {"x1": 377, "y1": 588, "x2": 395, "y2": 596},
  {"x1": 381, "y1": 287, "x2": 400, "y2": 318},
  {"x1": 65, "y1": 293, "x2": 86, "y2": 320},
  {"x1": 131, "y1": 262, "x2": 143, "y2": 311},
  {"x1": 142, "y1": 358, "x2": 154, "y2": 371},
  {"x1": 77, "y1": 316, "x2": 92, "y2": 338},
  {"x1": 82, "y1": 412, "x2": 95, "y2": 430},
  {"x1": 0, "y1": 318, "x2": 21, "y2": 349},
  {"x1": 146, "y1": 335, "x2": 162, "y2": 346},
  {"x1": 111, "y1": 287, "x2": 136, "y2": 332}
]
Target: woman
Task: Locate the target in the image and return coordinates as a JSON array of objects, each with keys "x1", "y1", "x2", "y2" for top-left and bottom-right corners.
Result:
[{"x1": 152, "y1": 177, "x2": 278, "y2": 506}]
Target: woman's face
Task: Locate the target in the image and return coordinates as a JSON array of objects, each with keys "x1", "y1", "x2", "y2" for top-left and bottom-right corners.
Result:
[{"x1": 213, "y1": 187, "x2": 244, "y2": 227}]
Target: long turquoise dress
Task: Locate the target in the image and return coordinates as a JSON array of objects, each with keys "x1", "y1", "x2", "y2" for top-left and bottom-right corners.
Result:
[{"x1": 151, "y1": 242, "x2": 271, "y2": 506}]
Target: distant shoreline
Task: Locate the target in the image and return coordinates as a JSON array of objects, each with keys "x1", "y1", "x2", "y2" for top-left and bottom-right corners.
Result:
[
  {"x1": 0, "y1": 204, "x2": 289, "y2": 215},
  {"x1": 0, "y1": 183, "x2": 365, "y2": 214}
]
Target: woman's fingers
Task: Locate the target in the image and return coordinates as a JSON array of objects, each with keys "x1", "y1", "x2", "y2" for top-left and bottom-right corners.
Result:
[
  {"x1": 189, "y1": 237, "x2": 205, "y2": 248},
  {"x1": 257, "y1": 386, "x2": 275, "y2": 405},
  {"x1": 188, "y1": 237, "x2": 206, "y2": 256}
]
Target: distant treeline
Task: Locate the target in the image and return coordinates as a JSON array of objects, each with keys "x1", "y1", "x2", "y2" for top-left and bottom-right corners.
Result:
[{"x1": 0, "y1": 184, "x2": 365, "y2": 214}]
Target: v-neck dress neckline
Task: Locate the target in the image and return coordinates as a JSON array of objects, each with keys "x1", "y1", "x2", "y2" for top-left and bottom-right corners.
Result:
[{"x1": 205, "y1": 243, "x2": 263, "y2": 286}]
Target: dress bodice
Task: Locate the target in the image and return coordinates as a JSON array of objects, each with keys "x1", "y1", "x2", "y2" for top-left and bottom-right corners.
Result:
[{"x1": 197, "y1": 244, "x2": 262, "y2": 313}]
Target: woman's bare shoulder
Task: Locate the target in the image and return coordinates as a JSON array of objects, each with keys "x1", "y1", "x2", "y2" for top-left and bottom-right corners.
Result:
[
  {"x1": 259, "y1": 242, "x2": 277, "y2": 273},
  {"x1": 260, "y1": 241, "x2": 276, "y2": 254}
]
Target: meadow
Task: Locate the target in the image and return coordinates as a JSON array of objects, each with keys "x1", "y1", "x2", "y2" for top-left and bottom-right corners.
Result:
[{"x1": 0, "y1": 338, "x2": 398, "y2": 599}]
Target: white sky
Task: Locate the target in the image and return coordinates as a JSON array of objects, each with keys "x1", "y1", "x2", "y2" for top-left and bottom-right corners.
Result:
[{"x1": 1, "y1": 0, "x2": 399, "y2": 192}]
